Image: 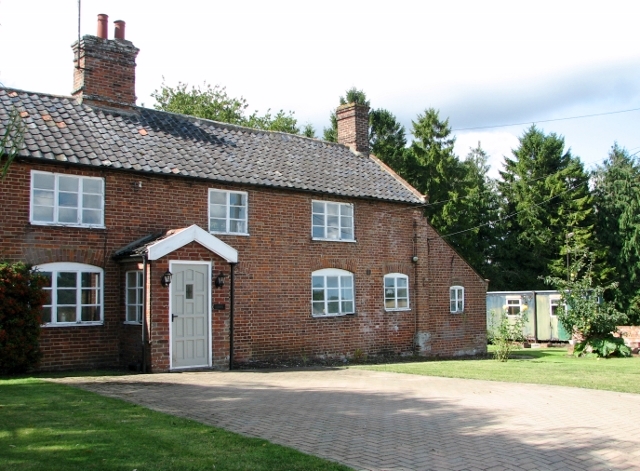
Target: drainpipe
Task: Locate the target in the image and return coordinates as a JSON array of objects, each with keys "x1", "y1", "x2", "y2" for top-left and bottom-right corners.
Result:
[
  {"x1": 228, "y1": 262, "x2": 237, "y2": 371},
  {"x1": 532, "y1": 290, "x2": 538, "y2": 343},
  {"x1": 141, "y1": 253, "x2": 148, "y2": 373}
]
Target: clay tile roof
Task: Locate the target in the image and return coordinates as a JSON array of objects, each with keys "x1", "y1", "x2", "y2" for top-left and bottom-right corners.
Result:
[{"x1": 1, "y1": 87, "x2": 424, "y2": 204}]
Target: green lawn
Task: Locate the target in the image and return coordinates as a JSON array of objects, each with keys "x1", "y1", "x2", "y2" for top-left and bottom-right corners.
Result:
[
  {"x1": 355, "y1": 348, "x2": 640, "y2": 394},
  {"x1": 0, "y1": 378, "x2": 352, "y2": 471}
]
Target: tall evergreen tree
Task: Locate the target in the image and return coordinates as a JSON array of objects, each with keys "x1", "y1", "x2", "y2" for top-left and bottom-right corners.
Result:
[
  {"x1": 493, "y1": 126, "x2": 593, "y2": 290},
  {"x1": 593, "y1": 144, "x2": 640, "y2": 324}
]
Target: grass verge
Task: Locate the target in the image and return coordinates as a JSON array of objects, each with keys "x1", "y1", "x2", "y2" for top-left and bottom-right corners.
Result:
[
  {"x1": 354, "y1": 348, "x2": 640, "y2": 394},
  {"x1": 0, "y1": 378, "x2": 352, "y2": 471}
]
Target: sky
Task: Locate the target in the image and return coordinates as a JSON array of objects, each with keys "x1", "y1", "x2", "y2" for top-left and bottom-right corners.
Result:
[{"x1": 1, "y1": 0, "x2": 638, "y2": 179}]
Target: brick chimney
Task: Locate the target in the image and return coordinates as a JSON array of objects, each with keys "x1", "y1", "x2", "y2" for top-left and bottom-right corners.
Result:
[
  {"x1": 336, "y1": 103, "x2": 370, "y2": 155},
  {"x1": 71, "y1": 14, "x2": 139, "y2": 109}
]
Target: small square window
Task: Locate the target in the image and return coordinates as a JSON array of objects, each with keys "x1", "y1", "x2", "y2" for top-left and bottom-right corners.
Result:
[
  {"x1": 209, "y1": 189, "x2": 248, "y2": 234},
  {"x1": 384, "y1": 274, "x2": 410, "y2": 311},
  {"x1": 450, "y1": 286, "x2": 464, "y2": 313},
  {"x1": 312, "y1": 201, "x2": 354, "y2": 241}
]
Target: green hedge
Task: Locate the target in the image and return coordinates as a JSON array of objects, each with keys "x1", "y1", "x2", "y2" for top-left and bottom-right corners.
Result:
[{"x1": 0, "y1": 262, "x2": 47, "y2": 374}]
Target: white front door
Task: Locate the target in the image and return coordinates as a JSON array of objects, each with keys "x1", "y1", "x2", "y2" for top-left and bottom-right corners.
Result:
[{"x1": 170, "y1": 263, "x2": 210, "y2": 369}]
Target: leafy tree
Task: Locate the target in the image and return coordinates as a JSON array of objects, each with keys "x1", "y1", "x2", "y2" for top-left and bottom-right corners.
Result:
[
  {"x1": 0, "y1": 262, "x2": 47, "y2": 373},
  {"x1": 405, "y1": 108, "x2": 468, "y2": 236},
  {"x1": 493, "y1": 126, "x2": 594, "y2": 290},
  {"x1": 1, "y1": 107, "x2": 25, "y2": 179},
  {"x1": 592, "y1": 144, "x2": 640, "y2": 324},
  {"x1": 369, "y1": 108, "x2": 407, "y2": 173},
  {"x1": 152, "y1": 80, "x2": 299, "y2": 134},
  {"x1": 302, "y1": 123, "x2": 317, "y2": 139},
  {"x1": 544, "y1": 250, "x2": 631, "y2": 357}
]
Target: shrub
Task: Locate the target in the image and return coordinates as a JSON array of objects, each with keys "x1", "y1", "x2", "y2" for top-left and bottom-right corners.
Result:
[
  {"x1": 544, "y1": 250, "x2": 631, "y2": 358},
  {"x1": 488, "y1": 309, "x2": 527, "y2": 361},
  {"x1": 0, "y1": 262, "x2": 47, "y2": 374}
]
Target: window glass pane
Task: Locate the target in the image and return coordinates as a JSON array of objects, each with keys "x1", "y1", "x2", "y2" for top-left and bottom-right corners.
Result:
[
  {"x1": 326, "y1": 276, "x2": 339, "y2": 288},
  {"x1": 210, "y1": 191, "x2": 226, "y2": 204},
  {"x1": 81, "y1": 306, "x2": 100, "y2": 322},
  {"x1": 229, "y1": 220, "x2": 245, "y2": 233},
  {"x1": 312, "y1": 276, "x2": 324, "y2": 289},
  {"x1": 326, "y1": 203, "x2": 339, "y2": 216},
  {"x1": 58, "y1": 192, "x2": 78, "y2": 207},
  {"x1": 33, "y1": 173, "x2": 55, "y2": 190},
  {"x1": 386, "y1": 299, "x2": 396, "y2": 309},
  {"x1": 327, "y1": 301, "x2": 340, "y2": 313},
  {"x1": 58, "y1": 207, "x2": 77, "y2": 223},
  {"x1": 457, "y1": 300, "x2": 463, "y2": 311},
  {"x1": 326, "y1": 226, "x2": 339, "y2": 239},
  {"x1": 313, "y1": 302, "x2": 325, "y2": 315},
  {"x1": 312, "y1": 214, "x2": 324, "y2": 226},
  {"x1": 341, "y1": 276, "x2": 353, "y2": 288},
  {"x1": 385, "y1": 288, "x2": 395, "y2": 300},
  {"x1": 127, "y1": 272, "x2": 137, "y2": 287},
  {"x1": 136, "y1": 306, "x2": 143, "y2": 323},
  {"x1": 312, "y1": 202, "x2": 324, "y2": 214},
  {"x1": 312, "y1": 289, "x2": 324, "y2": 301},
  {"x1": 210, "y1": 219, "x2": 226, "y2": 232},
  {"x1": 57, "y1": 306, "x2": 76, "y2": 323},
  {"x1": 397, "y1": 277, "x2": 408, "y2": 288},
  {"x1": 41, "y1": 307, "x2": 52, "y2": 323},
  {"x1": 83, "y1": 194, "x2": 102, "y2": 209},
  {"x1": 398, "y1": 299, "x2": 408, "y2": 308},
  {"x1": 229, "y1": 206, "x2": 245, "y2": 219},
  {"x1": 33, "y1": 189, "x2": 54, "y2": 206},
  {"x1": 210, "y1": 205, "x2": 226, "y2": 218},
  {"x1": 229, "y1": 193, "x2": 245, "y2": 206},
  {"x1": 327, "y1": 288, "x2": 339, "y2": 301},
  {"x1": 127, "y1": 288, "x2": 138, "y2": 304},
  {"x1": 57, "y1": 272, "x2": 76, "y2": 288},
  {"x1": 341, "y1": 288, "x2": 353, "y2": 302},
  {"x1": 340, "y1": 226, "x2": 353, "y2": 240},
  {"x1": 397, "y1": 288, "x2": 408, "y2": 299},
  {"x1": 126, "y1": 305, "x2": 137, "y2": 322},
  {"x1": 82, "y1": 178, "x2": 102, "y2": 194},
  {"x1": 58, "y1": 176, "x2": 79, "y2": 192},
  {"x1": 57, "y1": 288, "x2": 76, "y2": 305},
  {"x1": 451, "y1": 300, "x2": 457, "y2": 311},
  {"x1": 327, "y1": 215, "x2": 339, "y2": 228},
  {"x1": 81, "y1": 289, "x2": 99, "y2": 305},
  {"x1": 384, "y1": 277, "x2": 395, "y2": 288},
  {"x1": 82, "y1": 209, "x2": 101, "y2": 224},
  {"x1": 81, "y1": 273, "x2": 99, "y2": 288},
  {"x1": 340, "y1": 205, "x2": 353, "y2": 217},
  {"x1": 33, "y1": 205, "x2": 54, "y2": 222},
  {"x1": 342, "y1": 301, "x2": 354, "y2": 313},
  {"x1": 312, "y1": 226, "x2": 325, "y2": 238}
]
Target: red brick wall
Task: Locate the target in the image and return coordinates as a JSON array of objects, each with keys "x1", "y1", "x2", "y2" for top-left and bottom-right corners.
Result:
[
  {"x1": 336, "y1": 103, "x2": 370, "y2": 154},
  {"x1": 1, "y1": 159, "x2": 487, "y2": 371}
]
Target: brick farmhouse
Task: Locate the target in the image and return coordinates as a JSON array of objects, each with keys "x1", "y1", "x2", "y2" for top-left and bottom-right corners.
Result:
[{"x1": 0, "y1": 15, "x2": 487, "y2": 372}]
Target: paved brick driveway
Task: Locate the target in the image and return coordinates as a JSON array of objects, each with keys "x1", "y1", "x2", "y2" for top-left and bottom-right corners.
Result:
[{"x1": 54, "y1": 369, "x2": 640, "y2": 471}]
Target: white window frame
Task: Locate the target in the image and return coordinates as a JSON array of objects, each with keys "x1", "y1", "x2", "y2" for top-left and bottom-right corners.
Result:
[
  {"x1": 35, "y1": 262, "x2": 104, "y2": 326},
  {"x1": 505, "y1": 296, "x2": 522, "y2": 316},
  {"x1": 125, "y1": 270, "x2": 144, "y2": 324},
  {"x1": 208, "y1": 189, "x2": 249, "y2": 235},
  {"x1": 311, "y1": 268, "x2": 355, "y2": 317},
  {"x1": 450, "y1": 286, "x2": 464, "y2": 313},
  {"x1": 384, "y1": 273, "x2": 410, "y2": 311},
  {"x1": 549, "y1": 295, "x2": 564, "y2": 317},
  {"x1": 30, "y1": 170, "x2": 105, "y2": 228},
  {"x1": 311, "y1": 200, "x2": 355, "y2": 242}
]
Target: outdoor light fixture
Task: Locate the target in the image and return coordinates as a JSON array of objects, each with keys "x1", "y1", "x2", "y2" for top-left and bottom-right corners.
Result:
[
  {"x1": 161, "y1": 270, "x2": 172, "y2": 287},
  {"x1": 215, "y1": 272, "x2": 227, "y2": 288},
  {"x1": 412, "y1": 255, "x2": 419, "y2": 263}
]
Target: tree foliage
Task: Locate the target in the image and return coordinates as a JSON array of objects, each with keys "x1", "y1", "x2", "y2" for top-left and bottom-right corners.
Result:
[
  {"x1": 544, "y1": 250, "x2": 631, "y2": 357},
  {"x1": 152, "y1": 80, "x2": 300, "y2": 134},
  {"x1": 1, "y1": 107, "x2": 25, "y2": 179},
  {"x1": 0, "y1": 262, "x2": 47, "y2": 373},
  {"x1": 493, "y1": 126, "x2": 594, "y2": 290},
  {"x1": 592, "y1": 144, "x2": 640, "y2": 324}
]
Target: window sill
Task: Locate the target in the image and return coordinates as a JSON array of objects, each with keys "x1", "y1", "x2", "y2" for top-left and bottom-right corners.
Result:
[
  {"x1": 311, "y1": 237, "x2": 357, "y2": 243},
  {"x1": 31, "y1": 221, "x2": 106, "y2": 230},
  {"x1": 123, "y1": 321, "x2": 142, "y2": 325},
  {"x1": 450, "y1": 311, "x2": 465, "y2": 315},
  {"x1": 210, "y1": 231, "x2": 250, "y2": 237},
  {"x1": 42, "y1": 322, "x2": 104, "y2": 328},
  {"x1": 385, "y1": 307, "x2": 411, "y2": 312},
  {"x1": 312, "y1": 312, "x2": 356, "y2": 318}
]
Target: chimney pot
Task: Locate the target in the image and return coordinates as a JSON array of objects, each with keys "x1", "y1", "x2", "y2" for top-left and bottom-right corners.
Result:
[
  {"x1": 114, "y1": 20, "x2": 126, "y2": 40},
  {"x1": 97, "y1": 14, "x2": 109, "y2": 39}
]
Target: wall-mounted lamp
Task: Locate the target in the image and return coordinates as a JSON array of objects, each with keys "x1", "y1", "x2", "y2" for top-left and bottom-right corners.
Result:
[
  {"x1": 412, "y1": 255, "x2": 419, "y2": 263},
  {"x1": 161, "y1": 270, "x2": 173, "y2": 287},
  {"x1": 214, "y1": 272, "x2": 227, "y2": 288}
]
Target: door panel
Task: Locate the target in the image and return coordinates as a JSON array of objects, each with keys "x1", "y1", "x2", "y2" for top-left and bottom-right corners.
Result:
[{"x1": 171, "y1": 264, "x2": 210, "y2": 368}]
